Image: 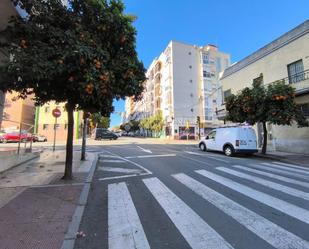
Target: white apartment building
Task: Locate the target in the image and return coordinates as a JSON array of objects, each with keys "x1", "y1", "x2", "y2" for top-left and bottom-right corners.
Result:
[{"x1": 125, "y1": 40, "x2": 230, "y2": 139}]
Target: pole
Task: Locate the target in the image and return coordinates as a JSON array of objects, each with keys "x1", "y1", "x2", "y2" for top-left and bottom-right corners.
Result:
[
  {"x1": 198, "y1": 121, "x2": 201, "y2": 140},
  {"x1": 17, "y1": 122, "x2": 22, "y2": 155},
  {"x1": 53, "y1": 117, "x2": 57, "y2": 152},
  {"x1": 81, "y1": 117, "x2": 87, "y2": 161}
]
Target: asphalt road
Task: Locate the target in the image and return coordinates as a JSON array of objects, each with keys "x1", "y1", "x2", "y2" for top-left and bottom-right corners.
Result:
[{"x1": 74, "y1": 141, "x2": 309, "y2": 249}]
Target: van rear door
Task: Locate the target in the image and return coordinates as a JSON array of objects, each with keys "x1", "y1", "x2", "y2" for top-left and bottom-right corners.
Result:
[{"x1": 242, "y1": 128, "x2": 257, "y2": 150}]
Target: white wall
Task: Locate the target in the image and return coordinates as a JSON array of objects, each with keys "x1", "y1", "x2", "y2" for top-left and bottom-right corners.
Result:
[{"x1": 171, "y1": 41, "x2": 200, "y2": 130}]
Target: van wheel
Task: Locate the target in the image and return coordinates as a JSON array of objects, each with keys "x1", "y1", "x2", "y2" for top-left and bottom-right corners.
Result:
[
  {"x1": 224, "y1": 145, "x2": 234, "y2": 157},
  {"x1": 199, "y1": 143, "x2": 206, "y2": 151}
]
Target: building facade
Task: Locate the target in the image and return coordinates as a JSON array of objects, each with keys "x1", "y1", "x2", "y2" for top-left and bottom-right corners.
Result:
[
  {"x1": 35, "y1": 102, "x2": 83, "y2": 141},
  {"x1": 125, "y1": 40, "x2": 230, "y2": 139},
  {"x1": 220, "y1": 20, "x2": 309, "y2": 154}
]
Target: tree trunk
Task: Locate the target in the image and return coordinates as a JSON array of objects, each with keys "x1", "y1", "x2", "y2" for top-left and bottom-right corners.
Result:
[
  {"x1": 81, "y1": 117, "x2": 87, "y2": 161},
  {"x1": 63, "y1": 103, "x2": 75, "y2": 180},
  {"x1": 261, "y1": 121, "x2": 267, "y2": 154}
]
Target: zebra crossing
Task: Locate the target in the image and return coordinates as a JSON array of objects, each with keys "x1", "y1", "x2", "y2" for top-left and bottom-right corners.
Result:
[{"x1": 107, "y1": 161, "x2": 309, "y2": 249}]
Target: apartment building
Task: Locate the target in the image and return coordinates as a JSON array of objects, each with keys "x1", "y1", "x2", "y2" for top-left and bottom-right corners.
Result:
[
  {"x1": 35, "y1": 102, "x2": 83, "y2": 141},
  {"x1": 220, "y1": 20, "x2": 309, "y2": 154},
  {"x1": 125, "y1": 40, "x2": 230, "y2": 139}
]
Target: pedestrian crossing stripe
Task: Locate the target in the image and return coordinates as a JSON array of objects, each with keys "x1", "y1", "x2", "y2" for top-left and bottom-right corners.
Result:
[
  {"x1": 108, "y1": 182, "x2": 150, "y2": 249},
  {"x1": 262, "y1": 162, "x2": 309, "y2": 175},
  {"x1": 249, "y1": 163, "x2": 309, "y2": 181},
  {"x1": 196, "y1": 169, "x2": 309, "y2": 224},
  {"x1": 272, "y1": 161, "x2": 309, "y2": 171},
  {"x1": 143, "y1": 177, "x2": 234, "y2": 249},
  {"x1": 173, "y1": 173, "x2": 309, "y2": 249},
  {"x1": 217, "y1": 167, "x2": 309, "y2": 201},
  {"x1": 233, "y1": 165, "x2": 309, "y2": 189}
]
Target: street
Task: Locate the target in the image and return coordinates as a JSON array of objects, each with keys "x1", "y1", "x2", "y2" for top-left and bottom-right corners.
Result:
[{"x1": 72, "y1": 138, "x2": 309, "y2": 249}]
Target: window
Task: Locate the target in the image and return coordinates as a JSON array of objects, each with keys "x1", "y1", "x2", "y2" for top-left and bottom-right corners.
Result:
[
  {"x1": 224, "y1": 89, "x2": 231, "y2": 102},
  {"x1": 43, "y1": 124, "x2": 49, "y2": 130},
  {"x1": 64, "y1": 124, "x2": 68, "y2": 130},
  {"x1": 207, "y1": 130, "x2": 216, "y2": 139},
  {"x1": 44, "y1": 107, "x2": 50, "y2": 113},
  {"x1": 54, "y1": 124, "x2": 60, "y2": 130},
  {"x1": 225, "y1": 58, "x2": 229, "y2": 68},
  {"x1": 190, "y1": 93, "x2": 193, "y2": 97},
  {"x1": 299, "y1": 103, "x2": 309, "y2": 117},
  {"x1": 205, "y1": 108, "x2": 212, "y2": 120},
  {"x1": 288, "y1": 60, "x2": 304, "y2": 83},
  {"x1": 188, "y1": 52, "x2": 191, "y2": 55},
  {"x1": 253, "y1": 74, "x2": 263, "y2": 85},
  {"x1": 203, "y1": 70, "x2": 211, "y2": 78},
  {"x1": 190, "y1": 79, "x2": 193, "y2": 83},
  {"x1": 205, "y1": 96, "x2": 212, "y2": 108},
  {"x1": 204, "y1": 80, "x2": 212, "y2": 92},
  {"x1": 202, "y1": 53, "x2": 209, "y2": 64},
  {"x1": 216, "y1": 57, "x2": 222, "y2": 72},
  {"x1": 189, "y1": 65, "x2": 192, "y2": 69}
]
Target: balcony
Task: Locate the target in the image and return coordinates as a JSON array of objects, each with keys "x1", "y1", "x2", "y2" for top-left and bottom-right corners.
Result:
[{"x1": 271, "y1": 69, "x2": 309, "y2": 94}]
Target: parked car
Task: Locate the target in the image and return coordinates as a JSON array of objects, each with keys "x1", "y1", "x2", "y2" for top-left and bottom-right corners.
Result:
[
  {"x1": 198, "y1": 126, "x2": 258, "y2": 156},
  {"x1": 32, "y1": 134, "x2": 47, "y2": 142},
  {"x1": 93, "y1": 129, "x2": 118, "y2": 140},
  {"x1": 0, "y1": 131, "x2": 32, "y2": 143},
  {"x1": 114, "y1": 131, "x2": 123, "y2": 137}
]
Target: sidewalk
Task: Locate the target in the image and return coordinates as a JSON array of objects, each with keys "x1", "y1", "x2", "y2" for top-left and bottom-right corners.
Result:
[
  {"x1": 254, "y1": 150, "x2": 309, "y2": 167},
  {"x1": 0, "y1": 149, "x2": 97, "y2": 249}
]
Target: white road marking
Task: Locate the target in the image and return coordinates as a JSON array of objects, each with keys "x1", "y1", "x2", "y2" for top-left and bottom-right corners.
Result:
[
  {"x1": 101, "y1": 149, "x2": 152, "y2": 175},
  {"x1": 184, "y1": 151, "x2": 229, "y2": 163},
  {"x1": 137, "y1": 146, "x2": 152, "y2": 154},
  {"x1": 262, "y1": 163, "x2": 309, "y2": 175},
  {"x1": 99, "y1": 155, "x2": 120, "y2": 158},
  {"x1": 249, "y1": 164, "x2": 309, "y2": 181},
  {"x1": 217, "y1": 167, "x2": 309, "y2": 201},
  {"x1": 98, "y1": 166, "x2": 142, "y2": 174},
  {"x1": 173, "y1": 173, "x2": 309, "y2": 249},
  {"x1": 233, "y1": 165, "x2": 309, "y2": 189},
  {"x1": 99, "y1": 159, "x2": 126, "y2": 163},
  {"x1": 99, "y1": 173, "x2": 151, "y2": 181},
  {"x1": 273, "y1": 161, "x2": 309, "y2": 170},
  {"x1": 143, "y1": 177, "x2": 234, "y2": 249},
  {"x1": 125, "y1": 154, "x2": 176, "y2": 159},
  {"x1": 108, "y1": 182, "x2": 150, "y2": 249},
  {"x1": 196, "y1": 169, "x2": 309, "y2": 224}
]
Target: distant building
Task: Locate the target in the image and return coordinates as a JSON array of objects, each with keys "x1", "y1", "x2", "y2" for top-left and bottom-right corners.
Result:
[
  {"x1": 220, "y1": 20, "x2": 309, "y2": 154},
  {"x1": 35, "y1": 102, "x2": 83, "y2": 141},
  {"x1": 125, "y1": 40, "x2": 230, "y2": 139},
  {"x1": 0, "y1": 92, "x2": 35, "y2": 132}
]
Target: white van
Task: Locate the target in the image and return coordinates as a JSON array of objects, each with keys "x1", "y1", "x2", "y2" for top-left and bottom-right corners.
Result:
[{"x1": 198, "y1": 126, "x2": 258, "y2": 156}]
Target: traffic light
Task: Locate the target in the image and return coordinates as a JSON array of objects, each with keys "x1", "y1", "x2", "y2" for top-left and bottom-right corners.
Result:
[{"x1": 196, "y1": 116, "x2": 200, "y2": 125}]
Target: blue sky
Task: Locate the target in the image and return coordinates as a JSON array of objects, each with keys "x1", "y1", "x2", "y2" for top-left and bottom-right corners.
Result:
[{"x1": 110, "y1": 0, "x2": 309, "y2": 127}]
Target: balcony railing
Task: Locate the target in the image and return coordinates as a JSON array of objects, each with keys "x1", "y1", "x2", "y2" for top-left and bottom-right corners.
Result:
[{"x1": 272, "y1": 69, "x2": 309, "y2": 93}]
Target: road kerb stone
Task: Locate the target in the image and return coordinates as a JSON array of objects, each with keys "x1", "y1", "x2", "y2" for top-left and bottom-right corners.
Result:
[{"x1": 61, "y1": 153, "x2": 98, "y2": 249}]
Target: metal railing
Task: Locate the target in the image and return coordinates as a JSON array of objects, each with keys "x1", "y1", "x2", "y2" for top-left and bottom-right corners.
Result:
[{"x1": 271, "y1": 69, "x2": 309, "y2": 91}]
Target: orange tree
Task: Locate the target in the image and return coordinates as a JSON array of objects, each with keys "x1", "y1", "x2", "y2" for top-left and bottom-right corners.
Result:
[
  {"x1": 225, "y1": 81, "x2": 308, "y2": 154},
  {"x1": 0, "y1": 0, "x2": 145, "y2": 179}
]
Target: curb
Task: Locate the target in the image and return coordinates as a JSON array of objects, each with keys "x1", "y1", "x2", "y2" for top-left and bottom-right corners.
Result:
[
  {"x1": 253, "y1": 153, "x2": 308, "y2": 167},
  {"x1": 60, "y1": 153, "x2": 99, "y2": 249}
]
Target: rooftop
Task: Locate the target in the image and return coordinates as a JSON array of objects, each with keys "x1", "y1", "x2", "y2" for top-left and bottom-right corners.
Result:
[{"x1": 221, "y1": 20, "x2": 309, "y2": 80}]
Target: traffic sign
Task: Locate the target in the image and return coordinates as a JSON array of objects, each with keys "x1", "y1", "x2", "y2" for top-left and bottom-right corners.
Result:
[
  {"x1": 52, "y1": 108, "x2": 61, "y2": 118},
  {"x1": 124, "y1": 124, "x2": 131, "y2": 132}
]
